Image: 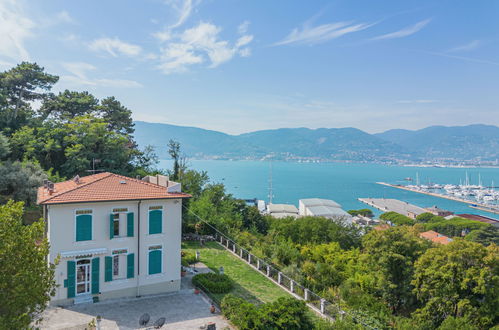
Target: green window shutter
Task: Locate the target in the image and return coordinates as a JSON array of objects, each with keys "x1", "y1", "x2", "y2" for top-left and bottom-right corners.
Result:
[
  {"x1": 149, "y1": 210, "x2": 162, "y2": 234},
  {"x1": 127, "y1": 253, "x2": 135, "y2": 278},
  {"x1": 109, "y1": 214, "x2": 114, "y2": 239},
  {"x1": 105, "y1": 256, "x2": 113, "y2": 282},
  {"x1": 148, "y1": 250, "x2": 162, "y2": 275},
  {"x1": 127, "y1": 213, "x2": 134, "y2": 237},
  {"x1": 76, "y1": 214, "x2": 92, "y2": 241},
  {"x1": 67, "y1": 260, "x2": 75, "y2": 298},
  {"x1": 91, "y1": 257, "x2": 100, "y2": 294}
]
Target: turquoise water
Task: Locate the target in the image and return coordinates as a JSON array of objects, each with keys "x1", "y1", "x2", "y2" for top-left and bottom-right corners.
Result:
[{"x1": 159, "y1": 160, "x2": 499, "y2": 218}]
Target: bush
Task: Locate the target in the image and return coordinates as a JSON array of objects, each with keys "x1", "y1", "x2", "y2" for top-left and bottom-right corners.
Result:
[
  {"x1": 181, "y1": 251, "x2": 197, "y2": 265},
  {"x1": 221, "y1": 294, "x2": 314, "y2": 330},
  {"x1": 348, "y1": 209, "x2": 374, "y2": 218},
  {"x1": 423, "y1": 217, "x2": 489, "y2": 237},
  {"x1": 380, "y1": 212, "x2": 415, "y2": 226},
  {"x1": 192, "y1": 273, "x2": 233, "y2": 293}
]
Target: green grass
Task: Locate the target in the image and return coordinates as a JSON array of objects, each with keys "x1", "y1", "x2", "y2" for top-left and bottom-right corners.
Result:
[{"x1": 182, "y1": 241, "x2": 291, "y2": 305}]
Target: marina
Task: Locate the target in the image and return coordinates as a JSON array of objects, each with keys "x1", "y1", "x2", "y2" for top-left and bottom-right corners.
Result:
[{"x1": 377, "y1": 182, "x2": 499, "y2": 215}]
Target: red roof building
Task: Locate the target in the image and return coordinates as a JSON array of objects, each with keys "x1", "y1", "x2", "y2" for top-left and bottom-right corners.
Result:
[{"x1": 38, "y1": 172, "x2": 190, "y2": 205}]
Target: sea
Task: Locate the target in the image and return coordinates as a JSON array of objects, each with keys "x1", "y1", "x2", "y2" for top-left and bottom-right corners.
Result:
[{"x1": 159, "y1": 160, "x2": 499, "y2": 219}]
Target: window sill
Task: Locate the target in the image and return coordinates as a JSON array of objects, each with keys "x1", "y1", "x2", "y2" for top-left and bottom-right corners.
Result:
[
  {"x1": 74, "y1": 240, "x2": 94, "y2": 246},
  {"x1": 146, "y1": 273, "x2": 164, "y2": 279},
  {"x1": 147, "y1": 233, "x2": 165, "y2": 237},
  {"x1": 108, "y1": 278, "x2": 132, "y2": 285},
  {"x1": 111, "y1": 236, "x2": 132, "y2": 241}
]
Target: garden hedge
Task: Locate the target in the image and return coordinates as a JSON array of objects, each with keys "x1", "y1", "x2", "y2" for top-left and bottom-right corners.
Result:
[{"x1": 192, "y1": 273, "x2": 233, "y2": 293}]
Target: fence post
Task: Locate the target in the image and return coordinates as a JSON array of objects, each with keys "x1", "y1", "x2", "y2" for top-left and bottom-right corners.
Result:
[
  {"x1": 290, "y1": 280, "x2": 294, "y2": 293},
  {"x1": 304, "y1": 288, "x2": 310, "y2": 301},
  {"x1": 248, "y1": 254, "x2": 251, "y2": 264},
  {"x1": 266, "y1": 265, "x2": 270, "y2": 277},
  {"x1": 239, "y1": 248, "x2": 243, "y2": 258},
  {"x1": 232, "y1": 243, "x2": 236, "y2": 253},
  {"x1": 256, "y1": 259, "x2": 260, "y2": 270},
  {"x1": 220, "y1": 235, "x2": 223, "y2": 244},
  {"x1": 226, "y1": 239, "x2": 229, "y2": 248},
  {"x1": 278, "y1": 272, "x2": 282, "y2": 284},
  {"x1": 320, "y1": 299, "x2": 326, "y2": 314}
]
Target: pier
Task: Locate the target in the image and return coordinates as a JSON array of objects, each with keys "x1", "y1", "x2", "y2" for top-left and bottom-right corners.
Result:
[
  {"x1": 358, "y1": 198, "x2": 427, "y2": 219},
  {"x1": 376, "y1": 182, "x2": 499, "y2": 215}
]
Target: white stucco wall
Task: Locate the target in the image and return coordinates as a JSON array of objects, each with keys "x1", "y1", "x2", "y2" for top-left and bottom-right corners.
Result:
[{"x1": 47, "y1": 198, "x2": 182, "y2": 304}]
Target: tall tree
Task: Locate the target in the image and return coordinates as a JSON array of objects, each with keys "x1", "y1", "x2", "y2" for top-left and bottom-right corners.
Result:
[
  {"x1": 99, "y1": 96, "x2": 134, "y2": 135},
  {"x1": 0, "y1": 201, "x2": 57, "y2": 328},
  {"x1": 362, "y1": 226, "x2": 430, "y2": 314},
  {"x1": 412, "y1": 240, "x2": 499, "y2": 328},
  {"x1": 39, "y1": 90, "x2": 98, "y2": 121},
  {"x1": 0, "y1": 62, "x2": 58, "y2": 133},
  {"x1": 168, "y1": 139, "x2": 181, "y2": 181}
]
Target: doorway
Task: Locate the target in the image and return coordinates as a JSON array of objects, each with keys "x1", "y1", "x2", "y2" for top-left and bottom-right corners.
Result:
[{"x1": 76, "y1": 259, "x2": 91, "y2": 295}]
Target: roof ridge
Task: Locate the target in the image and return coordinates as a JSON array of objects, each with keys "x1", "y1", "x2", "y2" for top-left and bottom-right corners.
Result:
[
  {"x1": 40, "y1": 172, "x2": 113, "y2": 203},
  {"x1": 110, "y1": 173, "x2": 169, "y2": 189}
]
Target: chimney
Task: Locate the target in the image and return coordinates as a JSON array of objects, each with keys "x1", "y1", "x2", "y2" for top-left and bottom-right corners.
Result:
[{"x1": 48, "y1": 182, "x2": 55, "y2": 195}]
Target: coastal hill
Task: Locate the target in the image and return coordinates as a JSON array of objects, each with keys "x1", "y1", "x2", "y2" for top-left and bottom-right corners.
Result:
[
  {"x1": 133, "y1": 121, "x2": 499, "y2": 162},
  {"x1": 375, "y1": 124, "x2": 499, "y2": 161}
]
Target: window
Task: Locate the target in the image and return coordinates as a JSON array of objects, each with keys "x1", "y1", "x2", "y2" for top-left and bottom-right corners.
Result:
[
  {"x1": 148, "y1": 245, "x2": 162, "y2": 275},
  {"x1": 75, "y1": 210, "x2": 92, "y2": 241},
  {"x1": 113, "y1": 255, "x2": 119, "y2": 276},
  {"x1": 148, "y1": 206, "x2": 163, "y2": 235},
  {"x1": 110, "y1": 208, "x2": 132, "y2": 239},
  {"x1": 113, "y1": 214, "x2": 120, "y2": 236},
  {"x1": 109, "y1": 249, "x2": 128, "y2": 280}
]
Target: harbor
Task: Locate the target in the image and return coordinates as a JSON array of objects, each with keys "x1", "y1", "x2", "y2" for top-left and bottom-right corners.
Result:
[{"x1": 377, "y1": 182, "x2": 499, "y2": 215}]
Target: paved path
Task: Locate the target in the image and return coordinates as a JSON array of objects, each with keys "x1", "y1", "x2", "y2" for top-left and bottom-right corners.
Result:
[{"x1": 39, "y1": 263, "x2": 231, "y2": 330}]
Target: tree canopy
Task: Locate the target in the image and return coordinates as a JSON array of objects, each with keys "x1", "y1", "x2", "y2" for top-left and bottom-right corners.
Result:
[{"x1": 0, "y1": 201, "x2": 57, "y2": 327}]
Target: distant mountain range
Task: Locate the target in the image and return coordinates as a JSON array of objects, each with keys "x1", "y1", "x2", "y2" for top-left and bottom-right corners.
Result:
[{"x1": 133, "y1": 121, "x2": 499, "y2": 163}]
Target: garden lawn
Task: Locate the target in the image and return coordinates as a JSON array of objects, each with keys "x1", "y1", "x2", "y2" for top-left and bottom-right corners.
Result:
[{"x1": 182, "y1": 241, "x2": 291, "y2": 305}]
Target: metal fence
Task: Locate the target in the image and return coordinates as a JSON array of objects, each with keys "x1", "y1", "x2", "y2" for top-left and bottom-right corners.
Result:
[{"x1": 212, "y1": 232, "x2": 376, "y2": 329}]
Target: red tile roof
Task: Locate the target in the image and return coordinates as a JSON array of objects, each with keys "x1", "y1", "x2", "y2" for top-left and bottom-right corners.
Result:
[
  {"x1": 420, "y1": 230, "x2": 452, "y2": 245},
  {"x1": 37, "y1": 172, "x2": 190, "y2": 205}
]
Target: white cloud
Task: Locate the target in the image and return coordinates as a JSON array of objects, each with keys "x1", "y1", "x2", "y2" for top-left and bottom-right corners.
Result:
[
  {"x1": 448, "y1": 40, "x2": 481, "y2": 52},
  {"x1": 0, "y1": 0, "x2": 33, "y2": 61},
  {"x1": 88, "y1": 37, "x2": 142, "y2": 57},
  {"x1": 166, "y1": 0, "x2": 195, "y2": 29},
  {"x1": 236, "y1": 35, "x2": 253, "y2": 48},
  {"x1": 61, "y1": 62, "x2": 142, "y2": 88},
  {"x1": 157, "y1": 22, "x2": 254, "y2": 74},
  {"x1": 238, "y1": 21, "x2": 250, "y2": 35},
  {"x1": 239, "y1": 48, "x2": 251, "y2": 57},
  {"x1": 274, "y1": 21, "x2": 374, "y2": 46},
  {"x1": 371, "y1": 19, "x2": 430, "y2": 40},
  {"x1": 56, "y1": 10, "x2": 75, "y2": 24}
]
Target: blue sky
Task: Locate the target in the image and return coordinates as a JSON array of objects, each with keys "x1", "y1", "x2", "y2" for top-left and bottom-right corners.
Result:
[{"x1": 1, "y1": 0, "x2": 498, "y2": 134}]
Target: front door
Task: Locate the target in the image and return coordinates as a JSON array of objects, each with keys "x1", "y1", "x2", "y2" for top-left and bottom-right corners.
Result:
[{"x1": 76, "y1": 259, "x2": 91, "y2": 295}]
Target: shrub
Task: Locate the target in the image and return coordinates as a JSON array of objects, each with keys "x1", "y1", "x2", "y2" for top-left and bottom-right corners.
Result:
[
  {"x1": 380, "y1": 212, "x2": 415, "y2": 226},
  {"x1": 221, "y1": 295, "x2": 314, "y2": 330},
  {"x1": 192, "y1": 273, "x2": 233, "y2": 293},
  {"x1": 181, "y1": 251, "x2": 197, "y2": 265},
  {"x1": 423, "y1": 217, "x2": 489, "y2": 237}
]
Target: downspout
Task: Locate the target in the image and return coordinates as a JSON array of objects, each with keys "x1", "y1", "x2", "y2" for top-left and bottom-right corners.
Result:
[{"x1": 136, "y1": 200, "x2": 142, "y2": 297}]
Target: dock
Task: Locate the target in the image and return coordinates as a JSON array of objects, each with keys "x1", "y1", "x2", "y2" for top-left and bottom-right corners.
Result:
[
  {"x1": 358, "y1": 198, "x2": 427, "y2": 218},
  {"x1": 376, "y1": 182, "x2": 499, "y2": 215}
]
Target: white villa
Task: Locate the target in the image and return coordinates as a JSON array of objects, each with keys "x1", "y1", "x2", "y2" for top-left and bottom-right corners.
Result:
[{"x1": 37, "y1": 172, "x2": 190, "y2": 306}]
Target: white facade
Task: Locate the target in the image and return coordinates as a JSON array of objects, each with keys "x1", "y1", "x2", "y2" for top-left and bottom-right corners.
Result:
[{"x1": 46, "y1": 198, "x2": 182, "y2": 305}]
